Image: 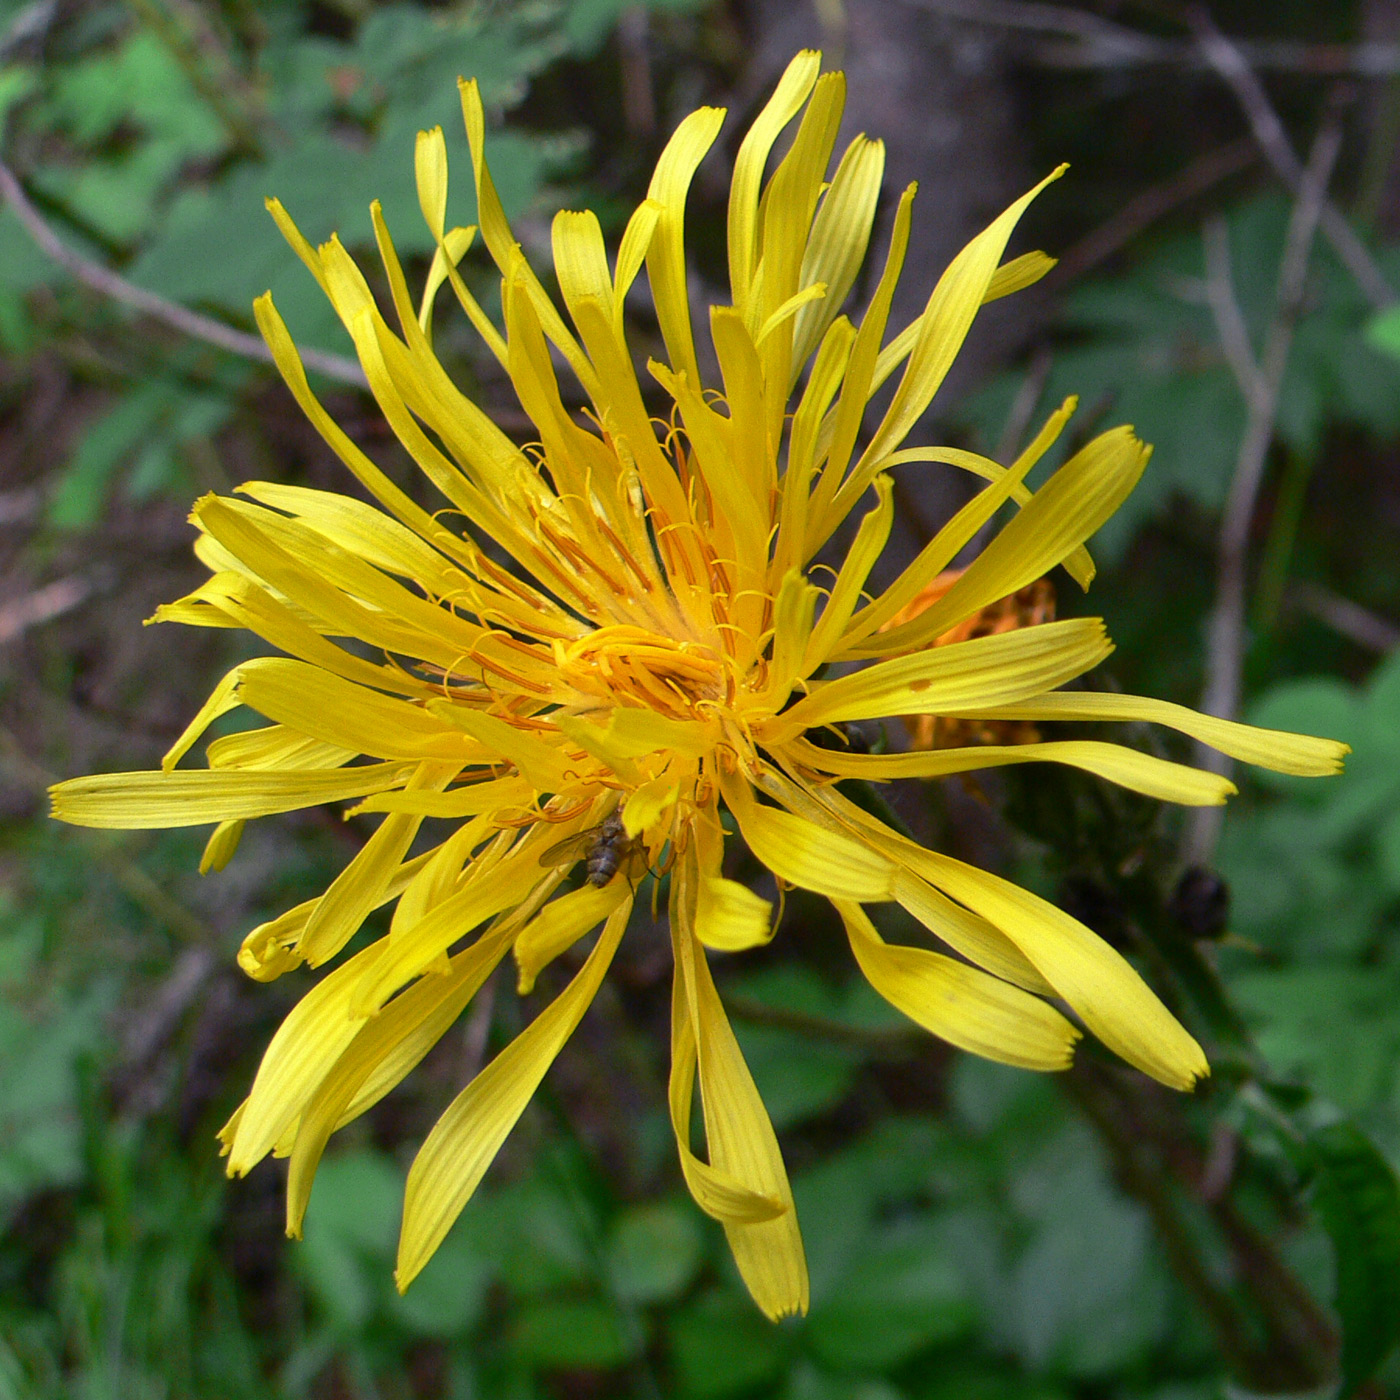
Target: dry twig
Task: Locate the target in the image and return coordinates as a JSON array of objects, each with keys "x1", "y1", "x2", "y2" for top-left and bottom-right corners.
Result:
[
  {"x1": 1187, "y1": 106, "x2": 1344, "y2": 863},
  {"x1": 1187, "y1": 9, "x2": 1395, "y2": 309},
  {"x1": 0, "y1": 574, "x2": 90, "y2": 645},
  {"x1": 907, "y1": 0, "x2": 1400, "y2": 76},
  {"x1": 0, "y1": 158, "x2": 367, "y2": 387}
]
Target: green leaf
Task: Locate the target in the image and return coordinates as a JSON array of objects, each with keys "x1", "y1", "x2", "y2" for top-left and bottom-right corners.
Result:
[
  {"x1": 668, "y1": 1289, "x2": 789, "y2": 1398},
  {"x1": 301, "y1": 1149, "x2": 401, "y2": 1258},
  {"x1": 804, "y1": 1220, "x2": 976, "y2": 1370},
  {"x1": 511, "y1": 1299, "x2": 640, "y2": 1369},
  {"x1": 1307, "y1": 1121, "x2": 1400, "y2": 1395},
  {"x1": 606, "y1": 1200, "x2": 704, "y2": 1304},
  {"x1": 390, "y1": 1233, "x2": 491, "y2": 1336},
  {"x1": 1364, "y1": 304, "x2": 1400, "y2": 364}
]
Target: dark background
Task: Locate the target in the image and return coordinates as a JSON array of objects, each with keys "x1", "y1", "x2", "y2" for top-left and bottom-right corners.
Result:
[{"x1": 3, "y1": 1, "x2": 1400, "y2": 1396}]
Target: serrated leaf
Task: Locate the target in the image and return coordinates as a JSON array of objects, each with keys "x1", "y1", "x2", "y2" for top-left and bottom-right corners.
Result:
[{"x1": 1308, "y1": 1121, "x2": 1400, "y2": 1395}]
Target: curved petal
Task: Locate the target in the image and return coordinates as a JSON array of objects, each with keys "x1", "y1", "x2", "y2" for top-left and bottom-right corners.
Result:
[
  {"x1": 396, "y1": 899, "x2": 631, "y2": 1290},
  {"x1": 837, "y1": 901, "x2": 1079, "y2": 1070}
]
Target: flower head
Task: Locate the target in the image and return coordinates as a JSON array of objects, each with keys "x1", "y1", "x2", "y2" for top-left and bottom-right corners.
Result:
[{"x1": 50, "y1": 51, "x2": 1347, "y2": 1320}]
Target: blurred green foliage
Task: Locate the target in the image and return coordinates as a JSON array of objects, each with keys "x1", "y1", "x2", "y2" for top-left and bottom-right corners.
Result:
[{"x1": 5, "y1": 0, "x2": 1400, "y2": 1396}]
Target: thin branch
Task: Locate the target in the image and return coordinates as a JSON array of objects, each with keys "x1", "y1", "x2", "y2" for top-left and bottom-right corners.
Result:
[
  {"x1": 0, "y1": 574, "x2": 91, "y2": 644},
  {"x1": 1200, "y1": 217, "x2": 1265, "y2": 411},
  {"x1": 1187, "y1": 105, "x2": 1343, "y2": 865},
  {"x1": 1289, "y1": 581, "x2": 1400, "y2": 652},
  {"x1": 905, "y1": 0, "x2": 1400, "y2": 76},
  {"x1": 1049, "y1": 138, "x2": 1255, "y2": 288},
  {"x1": 1188, "y1": 8, "x2": 1395, "y2": 309},
  {"x1": 0, "y1": 157, "x2": 367, "y2": 388}
]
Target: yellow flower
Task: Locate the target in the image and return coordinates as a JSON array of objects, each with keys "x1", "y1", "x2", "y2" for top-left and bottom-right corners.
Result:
[{"x1": 50, "y1": 51, "x2": 1346, "y2": 1321}]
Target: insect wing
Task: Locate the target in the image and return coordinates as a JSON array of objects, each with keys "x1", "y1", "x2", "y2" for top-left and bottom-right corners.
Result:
[{"x1": 538, "y1": 829, "x2": 597, "y2": 869}]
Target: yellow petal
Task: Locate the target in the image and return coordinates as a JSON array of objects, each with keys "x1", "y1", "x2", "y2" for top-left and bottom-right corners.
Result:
[
  {"x1": 298, "y1": 762, "x2": 460, "y2": 968},
  {"x1": 514, "y1": 882, "x2": 631, "y2": 994},
  {"x1": 349, "y1": 775, "x2": 534, "y2": 819},
  {"x1": 350, "y1": 818, "x2": 590, "y2": 1018},
  {"x1": 916, "y1": 851, "x2": 1207, "y2": 1089},
  {"x1": 837, "y1": 901, "x2": 1078, "y2": 1070},
  {"x1": 667, "y1": 984, "x2": 786, "y2": 1225},
  {"x1": 834, "y1": 397, "x2": 1077, "y2": 648},
  {"x1": 801, "y1": 474, "x2": 893, "y2": 673},
  {"x1": 849, "y1": 425, "x2": 1149, "y2": 658},
  {"x1": 227, "y1": 938, "x2": 388, "y2": 1174},
  {"x1": 672, "y1": 853, "x2": 808, "y2": 1319},
  {"x1": 419, "y1": 225, "x2": 477, "y2": 338},
  {"x1": 875, "y1": 440, "x2": 1094, "y2": 590},
  {"x1": 984, "y1": 249, "x2": 1056, "y2": 302},
  {"x1": 415, "y1": 126, "x2": 448, "y2": 242},
  {"x1": 396, "y1": 900, "x2": 630, "y2": 1290},
  {"x1": 790, "y1": 134, "x2": 885, "y2": 374},
  {"x1": 769, "y1": 616, "x2": 1111, "y2": 740},
  {"x1": 426, "y1": 704, "x2": 573, "y2": 791},
  {"x1": 614, "y1": 198, "x2": 661, "y2": 314},
  {"x1": 963, "y1": 691, "x2": 1350, "y2": 777},
  {"x1": 645, "y1": 104, "x2": 727, "y2": 386},
  {"x1": 727, "y1": 50, "x2": 821, "y2": 312},
  {"x1": 695, "y1": 876, "x2": 774, "y2": 953},
  {"x1": 286, "y1": 921, "x2": 514, "y2": 1238},
  {"x1": 693, "y1": 804, "x2": 772, "y2": 951},
  {"x1": 788, "y1": 737, "x2": 1237, "y2": 805},
  {"x1": 199, "y1": 819, "x2": 245, "y2": 874},
  {"x1": 855, "y1": 166, "x2": 1067, "y2": 477},
  {"x1": 622, "y1": 772, "x2": 678, "y2": 839},
  {"x1": 720, "y1": 770, "x2": 894, "y2": 901},
  {"x1": 808, "y1": 184, "x2": 915, "y2": 549},
  {"x1": 233, "y1": 659, "x2": 484, "y2": 763},
  {"x1": 49, "y1": 762, "x2": 416, "y2": 829}
]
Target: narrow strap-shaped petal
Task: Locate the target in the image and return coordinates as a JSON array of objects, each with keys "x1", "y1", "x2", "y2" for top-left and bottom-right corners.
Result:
[
  {"x1": 836, "y1": 901, "x2": 1079, "y2": 1070},
  {"x1": 199, "y1": 819, "x2": 244, "y2": 874},
  {"x1": 871, "y1": 249, "x2": 1059, "y2": 394},
  {"x1": 227, "y1": 938, "x2": 389, "y2": 1174},
  {"x1": 350, "y1": 819, "x2": 592, "y2": 1018},
  {"x1": 727, "y1": 50, "x2": 821, "y2": 312},
  {"x1": 789, "y1": 135, "x2": 885, "y2": 377},
  {"x1": 806, "y1": 185, "x2": 915, "y2": 551},
  {"x1": 396, "y1": 899, "x2": 631, "y2": 1290},
  {"x1": 766, "y1": 616, "x2": 1111, "y2": 741},
  {"x1": 231, "y1": 659, "x2": 488, "y2": 763},
  {"x1": 850, "y1": 166, "x2": 1067, "y2": 483},
  {"x1": 831, "y1": 397, "x2": 1078, "y2": 650},
  {"x1": 458, "y1": 78, "x2": 599, "y2": 399},
  {"x1": 672, "y1": 849, "x2": 808, "y2": 1318},
  {"x1": 720, "y1": 769, "x2": 894, "y2": 901},
  {"x1": 514, "y1": 882, "x2": 631, "y2": 994},
  {"x1": 844, "y1": 425, "x2": 1149, "y2": 658},
  {"x1": 49, "y1": 762, "x2": 416, "y2": 829},
  {"x1": 800, "y1": 474, "x2": 893, "y2": 673},
  {"x1": 756, "y1": 767, "x2": 1054, "y2": 994},
  {"x1": 877, "y1": 440, "x2": 1093, "y2": 589},
  {"x1": 693, "y1": 804, "x2": 772, "y2": 952},
  {"x1": 956, "y1": 691, "x2": 1351, "y2": 777},
  {"x1": 646, "y1": 104, "x2": 727, "y2": 386},
  {"x1": 286, "y1": 920, "x2": 515, "y2": 1238},
  {"x1": 908, "y1": 848, "x2": 1208, "y2": 1089},
  {"x1": 785, "y1": 736, "x2": 1237, "y2": 806},
  {"x1": 298, "y1": 761, "x2": 461, "y2": 968},
  {"x1": 800, "y1": 781, "x2": 1207, "y2": 1088},
  {"x1": 208, "y1": 723, "x2": 355, "y2": 772},
  {"x1": 667, "y1": 943, "x2": 786, "y2": 1221}
]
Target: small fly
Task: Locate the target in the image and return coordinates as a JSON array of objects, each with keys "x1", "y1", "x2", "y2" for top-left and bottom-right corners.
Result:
[{"x1": 539, "y1": 811, "x2": 643, "y2": 888}]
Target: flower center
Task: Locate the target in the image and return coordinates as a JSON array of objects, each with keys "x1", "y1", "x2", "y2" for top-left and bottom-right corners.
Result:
[{"x1": 556, "y1": 625, "x2": 729, "y2": 722}]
